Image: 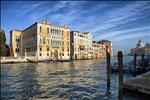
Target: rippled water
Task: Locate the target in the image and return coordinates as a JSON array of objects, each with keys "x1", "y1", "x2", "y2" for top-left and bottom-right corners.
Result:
[{"x1": 1, "y1": 58, "x2": 140, "y2": 100}]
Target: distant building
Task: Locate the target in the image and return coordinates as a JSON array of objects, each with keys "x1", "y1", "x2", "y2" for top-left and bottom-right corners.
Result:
[
  {"x1": 70, "y1": 31, "x2": 93, "y2": 59},
  {"x1": 10, "y1": 30, "x2": 22, "y2": 57},
  {"x1": 97, "y1": 40, "x2": 112, "y2": 58},
  {"x1": 130, "y1": 40, "x2": 150, "y2": 55},
  {"x1": 92, "y1": 41, "x2": 101, "y2": 59},
  {"x1": 5, "y1": 44, "x2": 10, "y2": 56}
]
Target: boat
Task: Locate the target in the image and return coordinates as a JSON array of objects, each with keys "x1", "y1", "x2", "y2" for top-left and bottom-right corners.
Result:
[
  {"x1": 110, "y1": 63, "x2": 130, "y2": 73},
  {"x1": 27, "y1": 59, "x2": 38, "y2": 63},
  {"x1": 110, "y1": 58, "x2": 150, "y2": 75}
]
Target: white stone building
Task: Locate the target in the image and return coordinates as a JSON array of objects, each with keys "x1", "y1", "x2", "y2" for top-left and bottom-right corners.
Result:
[{"x1": 70, "y1": 31, "x2": 93, "y2": 59}]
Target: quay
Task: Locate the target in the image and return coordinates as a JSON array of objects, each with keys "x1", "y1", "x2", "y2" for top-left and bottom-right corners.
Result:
[
  {"x1": 123, "y1": 72, "x2": 150, "y2": 99},
  {"x1": 0, "y1": 57, "x2": 96, "y2": 64},
  {"x1": 0, "y1": 56, "x2": 105, "y2": 64},
  {"x1": 0, "y1": 57, "x2": 28, "y2": 64}
]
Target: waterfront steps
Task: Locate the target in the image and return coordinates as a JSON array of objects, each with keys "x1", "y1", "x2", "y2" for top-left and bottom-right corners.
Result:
[{"x1": 123, "y1": 72, "x2": 150, "y2": 99}]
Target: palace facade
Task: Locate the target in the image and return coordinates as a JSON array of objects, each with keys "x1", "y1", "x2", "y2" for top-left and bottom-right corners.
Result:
[{"x1": 10, "y1": 20, "x2": 70, "y2": 60}]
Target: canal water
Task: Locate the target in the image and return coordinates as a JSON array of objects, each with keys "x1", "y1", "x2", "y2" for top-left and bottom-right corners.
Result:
[{"x1": 1, "y1": 57, "x2": 141, "y2": 100}]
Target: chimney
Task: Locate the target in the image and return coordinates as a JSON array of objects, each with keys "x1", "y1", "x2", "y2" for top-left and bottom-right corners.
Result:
[
  {"x1": 64, "y1": 24, "x2": 67, "y2": 27},
  {"x1": 42, "y1": 20, "x2": 47, "y2": 24}
]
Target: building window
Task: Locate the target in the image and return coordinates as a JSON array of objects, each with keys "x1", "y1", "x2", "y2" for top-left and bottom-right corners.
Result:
[
  {"x1": 16, "y1": 37, "x2": 20, "y2": 43},
  {"x1": 62, "y1": 41, "x2": 64, "y2": 46},
  {"x1": 47, "y1": 27, "x2": 49, "y2": 33},
  {"x1": 40, "y1": 26, "x2": 42, "y2": 33},
  {"x1": 67, "y1": 53, "x2": 69, "y2": 56},
  {"x1": 67, "y1": 48, "x2": 69, "y2": 52},
  {"x1": 53, "y1": 29, "x2": 54, "y2": 34},
  {"x1": 40, "y1": 53, "x2": 42, "y2": 56},
  {"x1": 62, "y1": 30, "x2": 64, "y2": 36},
  {"x1": 47, "y1": 53, "x2": 49, "y2": 56},
  {"x1": 15, "y1": 48, "x2": 19, "y2": 53},
  {"x1": 43, "y1": 37, "x2": 46, "y2": 44},
  {"x1": 40, "y1": 38, "x2": 42, "y2": 44},
  {"x1": 47, "y1": 39, "x2": 49, "y2": 44},
  {"x1": 67, "y1": 31, "x2": 69, "y2": 37},
  {"x1": 18, "y1": 38, "x2": 20, "y2": 43},
  {"x1": 51, "y1": 29, "x2": 53, "y2": 33},
  {"x1": 62, "y1": 53, "x2": 64, "y2": 56},
  {"x1": 40, "y1": 48, "x2": 42, "y2": 51},
  {"x1": 47, "y1": 48, "x2": 49, "y2": 51}
]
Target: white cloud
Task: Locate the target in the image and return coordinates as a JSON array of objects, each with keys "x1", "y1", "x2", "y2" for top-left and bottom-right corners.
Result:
[{"x1": 94, "y1": 26, "x2": 148, "y2": 39}]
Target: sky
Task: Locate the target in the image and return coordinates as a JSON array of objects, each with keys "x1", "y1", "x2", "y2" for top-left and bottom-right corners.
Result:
[{"x1": 1, "y1": 1, "x2": 150, "y2": 54}]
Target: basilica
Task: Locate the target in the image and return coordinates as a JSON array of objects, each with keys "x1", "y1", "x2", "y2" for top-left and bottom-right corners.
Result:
[{"x1": 130, "y1": 40, "x2": 150, "y2": 55}]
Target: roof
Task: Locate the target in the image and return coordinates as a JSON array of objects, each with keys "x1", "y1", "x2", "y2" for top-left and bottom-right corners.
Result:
[
  {"x1": 98, "y1": 39, "x2": 111, "y2": 43},
  {"x1": 82, "y1": 32, "x2": 90, "y2": 34},
  {"x1": 71, "y1": 31, "x2": 90, "y2": 35},
  {"x1": 10, "y1": 30, "x2": 22, "y2": 33},
  {"x1": 22, "y1": 22, "x2": 38, "y2": 32},
  {"x1": 38, "y1": 20, "x2": 69, "y2": 29},
  {"x1": 10, "y1": 20, "x2": 70, "y2": 34}
]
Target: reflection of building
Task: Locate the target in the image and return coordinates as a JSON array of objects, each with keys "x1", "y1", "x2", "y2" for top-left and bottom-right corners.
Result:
[
  {"x1": 10, "y1": 20, "x2": 70, "y2": 60},
  {"x1": 131, "y1": 40, "x2": 150, "y2": 55},
  {"x1": 70, "y1": 31, "x2": 92, "y2": 59},
  {"x1": 10, "y1": 30, "x2": 22, "y2": 57}
]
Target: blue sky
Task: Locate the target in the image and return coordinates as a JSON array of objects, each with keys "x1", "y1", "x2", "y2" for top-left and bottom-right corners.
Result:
[{"x1": 1, "y1": 1, "x2": 150, "y2": 54}]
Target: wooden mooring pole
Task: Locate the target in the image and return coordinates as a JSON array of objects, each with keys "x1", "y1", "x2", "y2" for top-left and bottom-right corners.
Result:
[
  {"x1": 106, "y1": 46, "x2": 111, "y2": 96},
  {"x1": 141, "y1": 54, "x2": 145, "y2": 72},
  {"x1": 118, "y1": 51, "x2": 123, "y2": 100},
  {"x1": 133, "y1": 53, "x2": 137, "y2": 77},
  {"x1": 148, "y1": 53, "x2": 150, "y2": 66}
]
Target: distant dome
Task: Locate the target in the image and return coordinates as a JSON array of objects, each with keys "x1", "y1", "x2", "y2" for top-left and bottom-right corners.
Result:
[
  {"x1": 145, "y1": 42, "x2": 150, "y2": 48},
  {"x1": 136, "y1": 40, "x2": 144, "y2": 49}
]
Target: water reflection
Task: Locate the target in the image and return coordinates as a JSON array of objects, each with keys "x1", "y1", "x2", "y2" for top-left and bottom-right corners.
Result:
[{"x1": 1, "y1": 59, "x2": 139, "y2": 100}]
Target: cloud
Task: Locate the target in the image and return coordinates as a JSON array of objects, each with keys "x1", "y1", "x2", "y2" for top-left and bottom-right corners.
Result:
[
  {"x1": 17, "y1": 1, "x2": 47, "y2": 16},
  {"x1": 1, "y1": 1, "x2": 150, "y2": 53},
  {"x1": 88, "y1": 1, "x2": 150, "y2": 33},
  {"x1": 93, "y1": 26, "x2": 149, "y2": 39},
  {"x1": 112, "y1": 31, "x2": 149, "y2": 43}
]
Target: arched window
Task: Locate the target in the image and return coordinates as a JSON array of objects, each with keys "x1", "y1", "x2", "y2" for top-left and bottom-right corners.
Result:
[
  {"x1": 47, "y1": 27, "x2": 49, "y2": 33},
  {"x1": 16, "y1": 38, "x2": 18, "y2": 42},
  {"x1": 43, "y1": 37, "x2": 46, "y2": 44},
  {"x1": 67, "y1": 31, "x2": 69, "y2": 37},
  {"x1": 40, "y1": 26, "x2": 42, "y2": 33},
  {"x1": 40, "y1": 37, "x2": 42, "y2": 44},
  {"x1": 18, "y1": 38, "x2": 20, "y2": 43},
  {"x1": 51, "y1": 29, "x2": 52, "y2": 33},
  {"x1": 62, "y1": 30, "x2": 64, "y2": 35},
  {"x1": 47, "y1": 39, "x2": 49, "y2": 44}
]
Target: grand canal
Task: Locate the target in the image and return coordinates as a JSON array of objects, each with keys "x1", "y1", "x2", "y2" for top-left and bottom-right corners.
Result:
[{"x1": 1, "y1": 57, "x2": 141, "y2": 100}]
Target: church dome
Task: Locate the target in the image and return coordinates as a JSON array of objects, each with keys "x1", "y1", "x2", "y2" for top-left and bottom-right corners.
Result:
[
  {"x1": 145, "y1": 42, "x2": 150, "y2": 48},
  {"x1": 136, "y1": 40, "x2": 144, "y2": 49}
]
